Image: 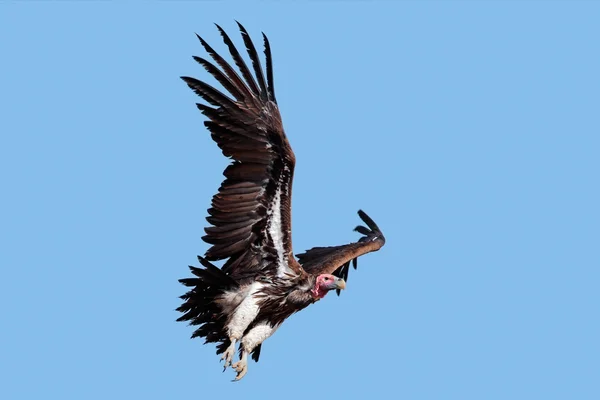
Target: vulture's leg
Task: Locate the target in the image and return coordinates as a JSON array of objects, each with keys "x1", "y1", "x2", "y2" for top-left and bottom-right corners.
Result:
[
  {"x1": 223, "y1": 283, "x2": 264, "y2": 371},
  {"x1": 233, "y1": 322, "x2": 278, "y2": 381},
  {"x1": 220, "y1": 339, "x2": 236, "y2": 370},
  {"x1": 232, "y1": 350, "x2": 248, "y2": 381}
]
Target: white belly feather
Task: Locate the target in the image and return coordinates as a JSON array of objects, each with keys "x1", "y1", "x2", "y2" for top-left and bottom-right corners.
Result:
[
  {"x1": 241, "y1": 322, "x2": 279, "y2": 352},
  {"x1": 227, "y1": 282, "x2": 265, "y2": 339}
]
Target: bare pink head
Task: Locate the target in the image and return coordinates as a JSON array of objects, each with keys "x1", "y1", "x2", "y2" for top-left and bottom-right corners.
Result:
[{"x1": 311, "y1": 274, "x2": 347, "y2": 299}]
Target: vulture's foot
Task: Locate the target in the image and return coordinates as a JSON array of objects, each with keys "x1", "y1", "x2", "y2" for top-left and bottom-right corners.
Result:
[
  {"x1": 232, "y1": 352, "x2": 248, "y2": 381},
  {"x1": 221, "y1": 340, "x2": 236, "y2": 371}
]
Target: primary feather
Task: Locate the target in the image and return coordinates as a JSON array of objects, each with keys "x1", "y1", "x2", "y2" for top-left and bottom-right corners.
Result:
[{"x1": 177, "y1": 23, "x2": 386, "y2": 381}]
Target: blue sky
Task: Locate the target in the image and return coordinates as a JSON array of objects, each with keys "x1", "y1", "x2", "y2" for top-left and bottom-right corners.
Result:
[{"x1": 1, "y1": 1, "x2": 599, "y2": 399}]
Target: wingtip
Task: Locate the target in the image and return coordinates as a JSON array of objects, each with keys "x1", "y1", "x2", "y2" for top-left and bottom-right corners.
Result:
[
  {"x1": 354, "y1": 225, "x2": 371, "y2": 235},
  {"x1": 195, "y1": 32, "x2": 208, "y2": 46},
  {"x1": 180, "y1": 76, "x2": 196, "y2": 87},
  {"x1": 262, "y1": 32, "x2": 272, "y2": 49},
  {"x1": 196, "y1": 254, "x2": 214, "y2": 269},
  {"x1": 214, "y1": 22, "x2": 226, "y2": 35},
  {"x1": 235, "y1": 20, "x2": 247, "y2": 33},
  {"x1": 357, "y1": 209, "x2": 381, "y2": 232}
]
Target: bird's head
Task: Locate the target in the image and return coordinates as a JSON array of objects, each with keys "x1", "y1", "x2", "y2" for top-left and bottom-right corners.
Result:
[{"x1": 311, "y1": 274, "x2": 346, "y2": 299}]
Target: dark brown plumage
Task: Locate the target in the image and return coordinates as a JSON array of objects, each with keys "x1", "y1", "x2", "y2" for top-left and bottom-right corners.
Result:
[{"x1": 177, "y1": 23, "x2": 386, "y2": 381}]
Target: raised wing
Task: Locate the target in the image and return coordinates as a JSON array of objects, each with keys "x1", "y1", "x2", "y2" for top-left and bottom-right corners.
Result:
[
  {"x1": 296, "y1": 210, "x2": 385, "y2": 295},
  {"x1": 182, "y1": 23, "x2": 299, "y2": 281}
]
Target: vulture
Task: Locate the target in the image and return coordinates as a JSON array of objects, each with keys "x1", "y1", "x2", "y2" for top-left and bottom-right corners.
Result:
[{"x1": 176, "y1": 22, "x2": 386, "y2": 381}]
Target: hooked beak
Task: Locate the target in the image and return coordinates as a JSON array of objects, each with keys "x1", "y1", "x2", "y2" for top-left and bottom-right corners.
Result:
[{"x1": 333, "y1": 277, "x2": 346, "y2": 290}]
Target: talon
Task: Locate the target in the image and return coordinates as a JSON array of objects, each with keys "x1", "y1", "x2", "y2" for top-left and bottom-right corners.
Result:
[
  {"x1": 232, "y1": 356, "x2": 248, "y2": 381},
  {"x1": 220, "y1": 340, "x2": 236, "y2": 371}
]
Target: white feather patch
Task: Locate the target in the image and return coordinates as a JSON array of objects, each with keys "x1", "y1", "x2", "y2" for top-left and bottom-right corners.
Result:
[
  {"x1": 241, "y1": 322, "x2": 279, "y2": 352},
  {"x1": 268, "y1": 187, "x2": 289, "y2": 277},
  {"x1": 227, "y1": 282, "x2": 264, "y2": 339}
]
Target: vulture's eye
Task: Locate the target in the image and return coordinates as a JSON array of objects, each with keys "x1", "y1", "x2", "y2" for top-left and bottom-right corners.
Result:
[{"x1": 324, "y1": 277, "x2": 330, "y2": 281}]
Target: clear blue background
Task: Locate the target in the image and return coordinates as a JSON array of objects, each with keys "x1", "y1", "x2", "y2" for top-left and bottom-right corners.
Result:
[{"x1": 1, "y1": 1, "x2": 598, "y2": 399}]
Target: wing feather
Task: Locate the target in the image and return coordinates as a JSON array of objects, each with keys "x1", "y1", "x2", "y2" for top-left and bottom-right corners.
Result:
[
  {"x1": 215, "y1": 24, "x2": 260, "y2": 97},
  {"x1": 181, "y1": 76, "x2": 236, "y2": 108},
  {"x1": 183, "y1": 24, "x2": 299, "y2": 280},
  {"x1": 192, "y1": 56, "x2": 245, "y2": 101},
  {"x1": 296, "y1": 210, "x2": 386, "y2": 294},
  {"x1": 236, "y1": 21, "x2": 268, "y2": 100},
  {"x1": 262, "y1": 33, "x2": 276, "y2": 102},
  {"x1": 195, "y1": 33, "x2": 253, "y2": 100}
]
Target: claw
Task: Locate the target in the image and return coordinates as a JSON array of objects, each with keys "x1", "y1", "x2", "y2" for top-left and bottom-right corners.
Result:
[
  {"x1": 232, "y1": 362, "x2": 247, "y2": 381},
  {"x1": 231, "y1": 352, "x2": 248, "y2": 381},
  {"x1": 220, "y1": 339, "x2": 236, "y2": 371}
]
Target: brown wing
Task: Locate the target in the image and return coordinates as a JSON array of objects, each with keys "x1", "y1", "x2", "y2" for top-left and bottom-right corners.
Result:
[
  {"x1": 182, "y1": 23, "x2": 300, "y2": 281},
  {"x1": 296, "y1": 210, "x2": 385, "y2": 295}
]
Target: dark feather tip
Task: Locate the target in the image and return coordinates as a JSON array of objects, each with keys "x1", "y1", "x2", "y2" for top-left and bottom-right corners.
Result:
[
  {"x1": 354, "y1": 225, "x2": 371, "y2": 235},
  {"x1": 357, "y1": 209, "x2": 381, "y2": 233}
]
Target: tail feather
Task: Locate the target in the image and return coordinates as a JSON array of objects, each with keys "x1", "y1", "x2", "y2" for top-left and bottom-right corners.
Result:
[{"x1": 176, "y1": 256, "x2": 237, "y2": 352}]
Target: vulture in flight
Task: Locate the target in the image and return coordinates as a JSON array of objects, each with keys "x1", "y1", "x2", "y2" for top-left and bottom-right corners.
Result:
[{"x1": 177, "y1": 22, "x2": 386, "y2": 381}]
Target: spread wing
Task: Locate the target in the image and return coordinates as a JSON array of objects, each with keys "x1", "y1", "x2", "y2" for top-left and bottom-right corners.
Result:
[
  {"x1": 296, "y1": 210, "x2": 386, "y2": 295},
  {"x1": 182, "y1": 23, "x2": 300, "y2": 282}
]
